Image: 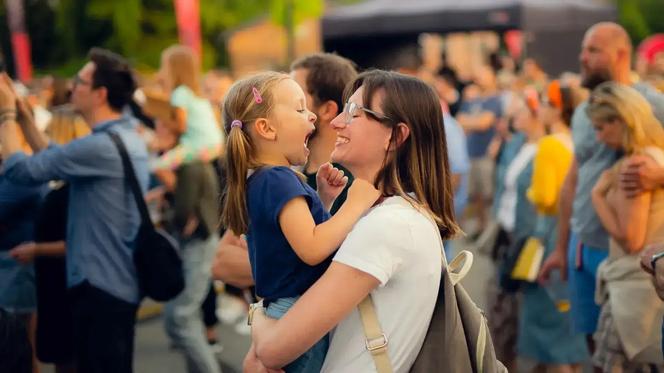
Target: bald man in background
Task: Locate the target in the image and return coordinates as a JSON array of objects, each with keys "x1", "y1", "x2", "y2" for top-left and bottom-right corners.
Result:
[{"x1": 539, "y1": 22, "x2": 664, "y2": 355}]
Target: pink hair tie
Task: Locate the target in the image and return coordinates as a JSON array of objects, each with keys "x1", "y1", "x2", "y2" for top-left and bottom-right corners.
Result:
[
  {"x1": 252, "y1": 87, "x2": 263, "y2": 104},
  {"x1": 231, "y1": 120, "x2": 243, "y2": 129}
]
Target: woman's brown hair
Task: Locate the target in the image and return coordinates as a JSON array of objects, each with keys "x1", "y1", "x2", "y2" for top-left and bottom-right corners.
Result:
[
  {"x1": 162, "y1": 45, "x2": 202, "y2": 96},
  {"x1": 346, "y1": 70, "x2": 460, "y2": 239},
  {"x1": 220, "y1": 72, "x2": 290, "y2": 235}
]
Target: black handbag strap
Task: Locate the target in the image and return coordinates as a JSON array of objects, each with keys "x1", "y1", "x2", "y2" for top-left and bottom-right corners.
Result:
[{"x1": 107, "y1": 131, "x2": 152, "y2": 228}]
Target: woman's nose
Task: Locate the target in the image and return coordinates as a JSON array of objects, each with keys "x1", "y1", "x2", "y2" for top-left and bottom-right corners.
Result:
[{"x1": 330, "y1": 113, "x2": 346, "y2": 129}]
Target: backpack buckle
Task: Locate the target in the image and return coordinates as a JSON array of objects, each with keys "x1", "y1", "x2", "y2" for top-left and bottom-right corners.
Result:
[{"x1": 365, "y1": 333, "x2": 389, "y2": 353}]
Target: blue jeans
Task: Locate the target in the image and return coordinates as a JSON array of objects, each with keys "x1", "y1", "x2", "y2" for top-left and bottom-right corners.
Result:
[
  {"x1": 164, "y1": 234, "x2": 221, "y2": 373},
  {"x1": 566, "y1": 232, "x2": 608, "y2": 334},
  {"x1": 265, "y1": 297, "x2": 328, "y2": 373}
]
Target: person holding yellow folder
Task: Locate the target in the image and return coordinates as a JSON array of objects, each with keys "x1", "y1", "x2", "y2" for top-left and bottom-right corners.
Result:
[{"x1": 513, "y1": 81, "x2": 589, "y2": 371}]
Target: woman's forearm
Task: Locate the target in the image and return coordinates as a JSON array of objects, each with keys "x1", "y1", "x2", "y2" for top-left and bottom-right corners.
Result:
[{"x1": 252, "y1": 262, "x2": 380, "y2": 368}]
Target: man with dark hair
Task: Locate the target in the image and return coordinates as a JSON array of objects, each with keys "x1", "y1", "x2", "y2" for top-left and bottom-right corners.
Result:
[
  {"x1": 212, "y1": 53, "x2": 358, "y2": 287},
  {"x1": 538, "y1": 22, "x2": 664, "y2": 357},
  {"x1": 290, "y1": 53, "x2": 357, "y2": 211},
  {"x1": 0, "y1": 48, "x2": 148, "y2": 373}
]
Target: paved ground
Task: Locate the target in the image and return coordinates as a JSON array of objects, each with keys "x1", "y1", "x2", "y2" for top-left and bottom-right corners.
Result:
[{"x1": 40, "y1": 236, "x2": 492, "y2": 373}]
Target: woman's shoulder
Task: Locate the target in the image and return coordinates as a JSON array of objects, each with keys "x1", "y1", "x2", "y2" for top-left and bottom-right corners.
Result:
[
  {"x1": 643, "y1": 146, "x2": 664, "y2": 166},
  {"x1": 351, "y1": 196, "x2": 436, "y2": 242}
]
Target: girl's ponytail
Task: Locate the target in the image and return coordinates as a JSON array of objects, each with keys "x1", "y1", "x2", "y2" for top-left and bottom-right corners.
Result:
[
  {"x1": 221, "y1": 125, "x2": 252, "y2": 234},
  {"x1": 219, "y1": 71, "x2": 290, "y2": 234}
]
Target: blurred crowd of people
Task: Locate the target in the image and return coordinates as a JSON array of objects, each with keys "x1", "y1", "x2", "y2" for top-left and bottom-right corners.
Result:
[{"x1": 0, "y1": 20, "x2": 664, "y2": 373}]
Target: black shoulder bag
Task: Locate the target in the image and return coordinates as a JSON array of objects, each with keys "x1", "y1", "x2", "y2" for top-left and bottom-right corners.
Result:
[{"x1": 107, "y1": 131, "x2": 185, "y2": 302}]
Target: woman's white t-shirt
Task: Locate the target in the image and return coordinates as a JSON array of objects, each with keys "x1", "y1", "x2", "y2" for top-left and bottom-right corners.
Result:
[{"x1": 321, "y1": 196, "x2": 442, "y2": 373}]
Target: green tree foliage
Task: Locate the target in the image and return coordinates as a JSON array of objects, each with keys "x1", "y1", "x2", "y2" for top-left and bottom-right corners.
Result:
[
  {"x1": 1, "y1": 0, "x2": 328, "y2": 76},
  {"x1": 617, "y1": 0, "x2": 664, "y2": 45}
]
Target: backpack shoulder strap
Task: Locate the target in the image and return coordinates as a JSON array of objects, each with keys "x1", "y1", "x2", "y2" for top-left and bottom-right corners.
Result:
[
  {"x1": 358, "y1": 296, "x2": 393, "y2": 373},
  {"x1": 357, "y1": 206, "x2": 444, "y2": 373},
  {"x1": 106, "y1": 131, "x2": 152, "y2": 228}
]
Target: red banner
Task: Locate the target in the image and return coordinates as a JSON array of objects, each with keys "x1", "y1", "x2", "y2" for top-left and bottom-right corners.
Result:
[
  {"x1": 174, "y1": 0, "x2": 202, "y2": 60},
  {"x1": 11, "y1": 33, "x2": 33, "y2": 82},
  {"x1": 6, "y1": 0, "x2": 33, "y2": 82}
]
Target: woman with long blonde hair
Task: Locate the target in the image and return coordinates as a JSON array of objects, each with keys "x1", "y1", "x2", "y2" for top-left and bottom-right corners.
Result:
[{"x1": 588, "y1": 81, "x2": 664, "y2": 372}]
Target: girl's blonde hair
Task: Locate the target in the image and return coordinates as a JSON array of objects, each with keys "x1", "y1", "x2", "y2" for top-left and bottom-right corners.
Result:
[
  {"x1": 587, "y1": 82, "x2": 664, "y2": 153},
  {"x1": 162, "y1": 45, "x2": 202, "y2": 96},
  {"x1": 220, "y1": 71, "x2": 290, "y2": 234}
]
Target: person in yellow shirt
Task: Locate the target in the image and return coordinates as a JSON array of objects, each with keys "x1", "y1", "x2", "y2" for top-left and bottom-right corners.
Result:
[
  {"x1": 528, "y1": 81, "x2": 575, "y2": 215},
  {"x1": 518, "y1": 81, "x2": 589, "y2": 371}
]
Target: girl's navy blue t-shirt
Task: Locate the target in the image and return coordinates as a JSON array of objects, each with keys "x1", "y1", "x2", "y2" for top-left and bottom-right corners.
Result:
[{"x1": 246, "y1": 166, "x2": 332, "y2": 301}]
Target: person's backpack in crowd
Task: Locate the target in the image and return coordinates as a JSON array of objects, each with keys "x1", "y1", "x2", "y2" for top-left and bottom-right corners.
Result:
[
  {"x1": 108, "y1": 132, "x2": 185, "y2": 302},
  {"x1": 359, "y1": 236, "x2": 507, "y2": 372}
]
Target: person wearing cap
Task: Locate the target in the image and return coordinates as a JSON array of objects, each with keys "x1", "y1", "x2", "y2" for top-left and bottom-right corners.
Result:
[{"x1": 518, "y1": 81, "x2": 589, "y2": 371}]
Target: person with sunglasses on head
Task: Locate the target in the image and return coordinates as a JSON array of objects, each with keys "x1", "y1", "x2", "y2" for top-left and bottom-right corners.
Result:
[
  {"x1": 538, "y1": 23, "x2": 664, "y2": 357},
  {"x1": 0, "y1": 48, "x2": 148, "y2": 373},
  {"x1": 243, "y1": 70, "x2": 459, "y2": 373}
]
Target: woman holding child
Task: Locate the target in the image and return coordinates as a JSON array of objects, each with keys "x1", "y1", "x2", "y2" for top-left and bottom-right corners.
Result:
[{"x1": 221, "y1": 69, "x2": 459, "y2": 373}]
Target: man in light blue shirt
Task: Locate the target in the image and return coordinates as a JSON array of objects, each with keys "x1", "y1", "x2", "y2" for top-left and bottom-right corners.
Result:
[
  {"x1": 443, "y1": 112, "x2": 470, "y2": 258},
  {"x1": 539, "y1": 23, "x2": 664, "y2": 344},
  {"x1": 0, "y1": 48, "x2": 148, "y2": 373}
]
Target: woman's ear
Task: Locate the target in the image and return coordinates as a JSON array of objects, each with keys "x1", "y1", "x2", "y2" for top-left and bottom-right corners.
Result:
[
  {"x1": 252, "y1": 118, "x2": 277, "y2": 141},
  {"x1": 388, "y1": 123, "x2": 410, "y2": 151}
]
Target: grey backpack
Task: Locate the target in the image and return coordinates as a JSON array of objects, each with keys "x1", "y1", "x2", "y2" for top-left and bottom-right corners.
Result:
[{"x1": 359, "y1": 247, "x2": 507, "y2": 373}]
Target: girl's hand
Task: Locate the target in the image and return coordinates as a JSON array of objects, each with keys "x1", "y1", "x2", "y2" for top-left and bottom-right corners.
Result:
[
  {"x1": 316, "y1": 163, "x2": 348, "y2": 209},
  {"x1": 346, "y1": 178, "x2": 381, "y2": 212}
]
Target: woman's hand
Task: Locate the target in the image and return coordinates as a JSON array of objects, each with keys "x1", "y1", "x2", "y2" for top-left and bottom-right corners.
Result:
[
  {"x1": 251, "y1": 308, "x2": 277, "y2": 350},
  {"x1": 316, "y1": 163, "x2": 348, "y2": 210},
  {"x1": 243, "y1": 343, "x2": 284, "y2": 373}
]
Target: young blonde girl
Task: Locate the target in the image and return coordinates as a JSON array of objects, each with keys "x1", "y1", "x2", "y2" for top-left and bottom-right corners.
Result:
[
  {"x1": 220, "y1": 72, "x2": 380, "y2": 372},
  {"x1": 152, "y1": 45, "x2": 223, "y2": 172},
  {"x1": 588, "y1": 82, "x2": 664, "y2": 372}
]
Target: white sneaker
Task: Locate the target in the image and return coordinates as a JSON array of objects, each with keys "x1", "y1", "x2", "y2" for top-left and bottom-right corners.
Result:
[
  {"x1": 217, "y1": 295, "x2": 247, "y2": 325},
  {"x1": 234, "y1": 321, "x2": 251, "y2": 336}
]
